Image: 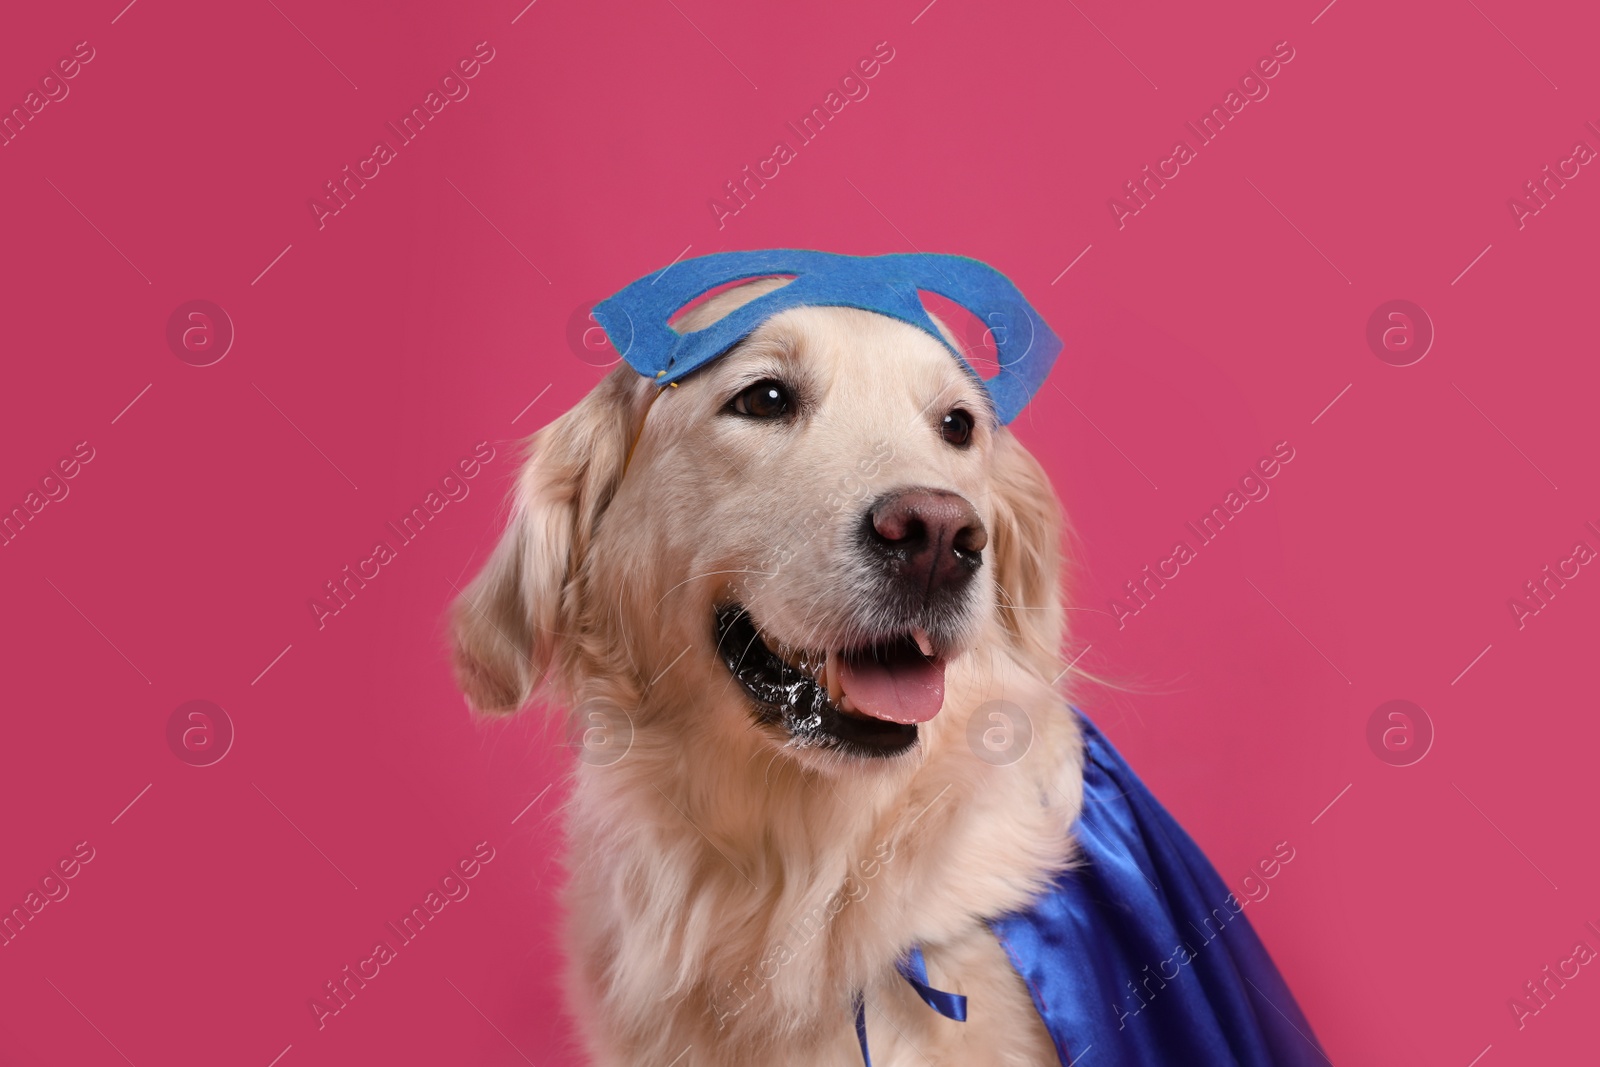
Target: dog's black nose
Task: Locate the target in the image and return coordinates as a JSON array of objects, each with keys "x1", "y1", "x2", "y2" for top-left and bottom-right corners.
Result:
[{"x1": 863, "y1": 488, "x2": 987, "y2": 592}]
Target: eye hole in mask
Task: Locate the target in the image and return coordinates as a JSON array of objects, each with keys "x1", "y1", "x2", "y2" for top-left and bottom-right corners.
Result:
[
  {"x1": 669, "y1": 275, "x2": 797, "y2": 334},
  {"x1": 916, "y1": 290, "x2": 1005, "y2": 382}
]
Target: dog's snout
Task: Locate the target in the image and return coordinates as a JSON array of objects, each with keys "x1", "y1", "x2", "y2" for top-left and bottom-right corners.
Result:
[{"x1": 863, "y1": 488, "x2": 986, "y2": 592}]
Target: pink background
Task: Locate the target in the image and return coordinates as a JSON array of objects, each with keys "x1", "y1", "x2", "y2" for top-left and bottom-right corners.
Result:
[{"x1": 2, "y1": 0, "x2": 1596, "y2": 1063}]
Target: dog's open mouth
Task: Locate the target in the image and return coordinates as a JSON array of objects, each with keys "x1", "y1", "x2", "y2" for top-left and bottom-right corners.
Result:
[{"x1": 713, "y1": 605, "x2": 946, "y2": 758}]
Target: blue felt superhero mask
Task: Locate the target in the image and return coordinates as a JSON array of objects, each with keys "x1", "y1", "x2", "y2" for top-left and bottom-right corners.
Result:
[{"x1": 590, "y1": 250, "x2": 1061, "y2": 424}]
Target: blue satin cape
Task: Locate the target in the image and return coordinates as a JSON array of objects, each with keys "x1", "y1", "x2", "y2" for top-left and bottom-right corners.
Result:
[
  {"x1": 985, "y1": 711, "x2": 1328, "y2": 1065},
  {"x1": 857, "y1": 711, "x2": 1327, "y2": 1065}
]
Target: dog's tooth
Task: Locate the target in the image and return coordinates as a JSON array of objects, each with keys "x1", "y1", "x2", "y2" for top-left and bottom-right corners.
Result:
[
  {"x1": 912, "y1": 627, "x2": 934, "y2": 657},
  {"x1": 825, "y1": 649, "x2": 843, "y2": 704}
]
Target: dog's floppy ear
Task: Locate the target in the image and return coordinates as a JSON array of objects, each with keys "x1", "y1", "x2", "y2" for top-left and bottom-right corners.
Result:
[
  {"x1": 450, "y1": 368, "x2": 642, "y2": 713},
  {"x1": 987, "y1": 428, "x2": 1065, "y2": 678}
]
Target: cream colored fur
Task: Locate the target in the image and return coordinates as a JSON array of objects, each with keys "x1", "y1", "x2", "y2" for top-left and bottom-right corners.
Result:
[{"x1": 451, "y1": 282, "x2": 1083, "y2": 1065}]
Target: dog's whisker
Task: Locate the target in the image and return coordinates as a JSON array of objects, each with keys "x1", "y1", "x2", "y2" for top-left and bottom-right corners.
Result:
[
  {"x1": 652, "y1": 567, "x2": 775, "y2": 619},
  {"x1": 761, "y1": 747, "x2": 785, "y2": 788}
]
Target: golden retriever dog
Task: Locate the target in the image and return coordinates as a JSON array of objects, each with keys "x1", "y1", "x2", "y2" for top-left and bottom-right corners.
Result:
[{"x1": 451, "y1": 277, "x2": 1082, "y2": 1065}]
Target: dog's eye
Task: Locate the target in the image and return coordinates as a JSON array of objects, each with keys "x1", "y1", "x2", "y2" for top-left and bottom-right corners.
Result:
[
  {"x1": 729, "y1": 379, "x2": 793, "y2": 419},
  {"x1": 941, "y1": 409, "x2": 974, "y2": 447}
]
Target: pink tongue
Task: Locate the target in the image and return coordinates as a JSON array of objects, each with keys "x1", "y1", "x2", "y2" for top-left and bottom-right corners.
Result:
[{"x1": 837, "y1": 656, "x2": 946, "y2": 724}]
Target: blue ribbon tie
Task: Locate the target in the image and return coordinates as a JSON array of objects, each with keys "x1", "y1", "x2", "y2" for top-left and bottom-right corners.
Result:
[{"x1": 855, "y1": 945, "x2": 967, "y2": 1065}]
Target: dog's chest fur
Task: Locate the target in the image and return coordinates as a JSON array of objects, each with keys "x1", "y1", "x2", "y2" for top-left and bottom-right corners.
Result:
[{"x1": 560, "y1": 658, "x2": 1082, "y2": 1066}]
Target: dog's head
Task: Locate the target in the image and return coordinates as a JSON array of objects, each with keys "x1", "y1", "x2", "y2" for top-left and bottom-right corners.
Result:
[{"x1": 451, "y1": 279, "x2": 1063, "y2": 769}]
